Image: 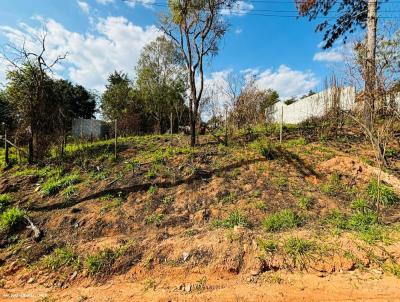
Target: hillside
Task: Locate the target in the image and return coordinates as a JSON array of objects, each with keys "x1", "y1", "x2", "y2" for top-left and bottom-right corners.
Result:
[{"x1": 1, "y1": 126, "x2": 400, "y2": 301}]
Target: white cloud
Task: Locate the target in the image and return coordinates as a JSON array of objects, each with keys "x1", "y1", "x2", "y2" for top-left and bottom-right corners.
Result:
[
  {"x1": 77, "y1": 1, "x2": 90, "y2": 14},
  {"x1": 251, "y1": 65, "x2": 319, "y2": 99},
  {"x1": 124, "y1": 0, "x2": 155, "y2": 8},
  {"x1": 221, "y1": 1, "x2": 254, "y2": 16},
  {"x1": 313, "y1": 43, "x2": 352, "y2": 63},
  {"x1": 234, "y1": 28, "x2": 243, "y2": 34},
  {"x1": 96, "y1": 0, "x2": 114, "y2": 4},
  {"x1": 0, "y1": 16, "x2": 160, "y2": 91},
  {"x1": 313, "y1": 50, "x2": 344, "y2": 63}
]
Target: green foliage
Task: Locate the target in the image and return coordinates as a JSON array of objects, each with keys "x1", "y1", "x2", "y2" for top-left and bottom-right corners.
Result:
[
  {"x1": 100, "y1": 195, "x2": 123, "y2": 213},
  {"x1": 41, "y1": 173, "x2": 80, "y2": 197},
  {"x1": 250, "y1": 140, "x2": 277, "y2": 160},
  {"x1": 85, "y1": 249, "x2": 115, "y2": 275},
  {"x1": 0, "y1": 207, "x2": 25, "y2": 232},
  {"x1": 85, "y1": 243, "x2": 133, "y2": 275},
  {"x1": 284, "y1": 137, "x2": 306, "y2": 148},
  {"x1": 283, "y1": 237, "x2": 315, "y2": 257},
  {"x1": 0, "y1": 193, "x2": 13, "y2": 213},
  {"x1": 219, "y1": 192, "x2": 237, "y2": 204},
  {"x1": 211, "y1": 210, "x2": 250, "y2": 229},
  {"x1": 257, "y1": 238, "x2": 278, "y2": 254},
  {"x1": 262, "y1": 209, "x2": 303, "y2": 232},
  {"x1": 42, "y1": 247, "x2": 80, "y2": 270},
  {"x1": 298, "y1": 196, "x2": 314, "y2": 211},
  {"x1": 272, "y1": 175, "x2": 288, "y2": 191},
  {"x1": 320, "y1": 173, "x2": 342, "y2": 196},
  {"x1": 145, "y1": 213, "x2": 164, "y2": 225},
  {"x1": 324, "y1": 209, "x2": 348, "y2": 230},
  {"x1": 367, "y1": 179, "x2": 399, "y2": 206}
]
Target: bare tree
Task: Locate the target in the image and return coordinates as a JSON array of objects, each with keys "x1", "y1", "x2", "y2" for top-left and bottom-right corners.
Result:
[
  {"x1": 3, "y1": 32, "x2": 66, "y2": 163},
  {"x1": 159, "y1": 0, "x2": 232, "y2": 146}
]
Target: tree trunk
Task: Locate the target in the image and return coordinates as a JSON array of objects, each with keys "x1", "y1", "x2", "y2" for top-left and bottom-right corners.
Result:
[
  {"x1": 28, "y1": 135, "x2": 34, "y2": 164},
  {"x1": 364, "y1": 0, "x2": 378, "y2": 130},
  {"x1": 4, "y1": 129, "x2": 9, "y2": 166},
  {"x1": 114, "y1": 119, "x2": 118, "y2": 159}
]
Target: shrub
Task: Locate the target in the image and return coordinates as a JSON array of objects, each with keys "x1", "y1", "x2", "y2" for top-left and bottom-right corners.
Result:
[
  {"x1": 262, "y1": 209, "x2": 303, "y2": 232},
  {"x1": 42, "y1": 247, "x2": 80, "y2": 270},
  {"x1": 0, "y1": 193, "x2": 13, "y2": 213},
  {"x1": 367, "y1": 179, "x2": 399, "y2": 206},
  {"x1": 0, "y1": 207, "x2": 25, "y2": 232}
]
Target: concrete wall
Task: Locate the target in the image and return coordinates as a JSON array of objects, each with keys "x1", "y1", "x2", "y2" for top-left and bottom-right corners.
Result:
[
  {"x1": 270, "y1": 87, "x2": 356, "y2": 124},
  {"x1": 71, "y1": 119, "x2": 109, "y2": 139}
]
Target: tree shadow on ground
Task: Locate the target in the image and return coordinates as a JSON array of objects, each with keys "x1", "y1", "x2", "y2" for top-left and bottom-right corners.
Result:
[{"x1": 31, "y1": 157, "x2": 266, "y2": 212}]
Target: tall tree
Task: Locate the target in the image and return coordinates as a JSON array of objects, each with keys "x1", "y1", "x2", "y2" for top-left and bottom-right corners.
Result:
[
  {"x1": 101, "y1": 71, "x2": 132, "y2": 158},
  {"x1": 160, "y1": 0, "x2": 231, "y2": 146},
  {"x1": 3, "y1": 33, "x2": 66, "y2": 163},
  {"x1": 296, "y1": 0, "x2": 380, "y2": 128},
  {"x1": 136, "y1": 36, "x2": 187, "y2": 133}
]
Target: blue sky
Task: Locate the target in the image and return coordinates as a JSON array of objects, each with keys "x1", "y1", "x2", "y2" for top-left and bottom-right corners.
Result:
[{"x1": 0, "y1": 0, "x2": 374, "y2": 100}]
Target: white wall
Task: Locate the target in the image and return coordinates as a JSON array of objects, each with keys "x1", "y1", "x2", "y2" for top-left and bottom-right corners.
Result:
[{"x1": 270, "y1": 86, "x2": 356, "y2": 124}]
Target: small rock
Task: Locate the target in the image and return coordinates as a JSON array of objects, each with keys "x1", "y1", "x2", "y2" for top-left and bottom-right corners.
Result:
[
  {"x1": 250, "y1": 270, "x2": 259, "y2": 276},
  {"x1": 27, "y1": 277, "x2": 35, "y2": 284},
  {"x1": 182, "y1": 252, "x2": 190, "y2": 262},
  {"x1": 184, "y1": 284, "x2": 191, "y2": 292},
  {"x1": 70, "y1": 271, "x2": 78, "y2": 280}
]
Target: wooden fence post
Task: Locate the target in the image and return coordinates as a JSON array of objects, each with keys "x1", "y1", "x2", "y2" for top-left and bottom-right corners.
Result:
[
  {"x1": 279, "y1": 106, "x2": 283, "y2": 144},
  {"x1": 4, "y1": 129, "x2": 9, "y2": 165}
]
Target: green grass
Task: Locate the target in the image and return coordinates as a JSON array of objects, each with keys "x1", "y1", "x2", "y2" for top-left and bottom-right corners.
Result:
[
  {"x1": 85, "y1": 249, "x2": 115, "y2": 275},
  {"x1": 0, "y1": 207, "x2": 25, "y2": 232},
  {"x1": 250, "y1": 140, "x2": 277, "y2": 160},
  {"x1": 145, "y1": 213, "x2": 164, "y2": 225},
  {"x1": 42, "y1": 247, "x2": 80, "y2": 270},
  {"x1": 283, "y1": 237, "x2": 316, "y2": 268},
  {"x1": 84, "y1": 242, "x2": 133, "y2": 275},
  {"x1": 211, "y1": 210, "x2": 250, "y2": 229},
  {"x1": 367, "y1": 179, "x2": 399, "y2": 206},
  {"x1": 320, "y1": 173, "x2": 342, "y2": 196},
  {"x1": 219, "y1": 192, "x2": 237, "y2": 204},
  {"x1": 298, "y1": 196, "x2": 314, "y2": 211},
  {"x1": 324, "y1": 204, "x2": 388, "y2": 243},
  {"x1": 284, "y1": 137, "x2": 306, "y2": 148},
  {"x1": 283, "y1": 237, "x2": 315, "y2": 257},
  {"x1": 41, "y1": 173, "x2": 81, "y2": 197},
  {"x1": 262, "y1": 209, "x2": 303, "y2": 232},
  {"x1": 272, "y1": 175, "x2": 288, "y2": 191},
  {"x1": 257, "y1": 238, "x2": 278, "y2": 254},
  {"x1": 0, "y1": 193, "x2": 13, "y2": 213}
]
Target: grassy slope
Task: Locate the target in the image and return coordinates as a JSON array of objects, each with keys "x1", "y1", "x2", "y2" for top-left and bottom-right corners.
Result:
[{"x1": 0, "y1": 129, "x2": 400, "y2": 297}]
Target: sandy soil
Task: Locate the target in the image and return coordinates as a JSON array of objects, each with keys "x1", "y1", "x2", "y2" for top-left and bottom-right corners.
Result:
[{"x1": 1, "y1": 271, "x2": 400, "y2": 302}]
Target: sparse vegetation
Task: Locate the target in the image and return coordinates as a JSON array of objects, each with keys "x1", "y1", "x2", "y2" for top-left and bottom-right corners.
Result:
[
  {"x1": 212, "y1": 210, "x2": 250, "y2": 229},
  {"x1": 0, "y1": 207, "x2": 25, "y2": 232},
  {"x1": 367, "y1": 179, "x2": 399, "y2": 206},
  {"x1": 262, "y1": 209, "x2": 303, "y2": 232},
  {"x1": 41, "y1": 173, "x2": 81, "y2": 197},
  {"x1": 42, "y1": 247, "x2": 80, "y2": 270},
  {"x1": 0, "y1": 193, "x2": 13, "y2": 213}
]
